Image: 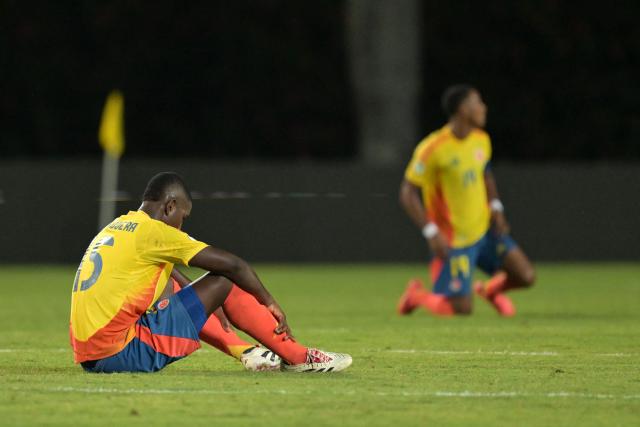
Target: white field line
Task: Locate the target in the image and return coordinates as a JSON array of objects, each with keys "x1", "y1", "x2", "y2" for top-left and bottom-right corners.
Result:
[
  {"x1": 388, "y1": 349, "x2": 560, "y2": 356},
  {"x1": 385, "y1": 349, "x2": 639, "y2": 357},
  {"x1": 596, "y1": 353, "x2": 636, "y2": 357},
  {"x1": 17, "y1": 386, "x2": 639, "y2": 401},
  {"x1": 0, "y1": 348, "x2": 637, "y2": 358}
]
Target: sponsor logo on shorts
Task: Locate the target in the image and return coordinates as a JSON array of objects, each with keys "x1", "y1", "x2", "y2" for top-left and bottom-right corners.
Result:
[
  {"x1": 449, "y1": 279, "x2": 462, "y2": 292},
  {"x1": 158, "y1": 299, "x2": 170, "y2": 310}
]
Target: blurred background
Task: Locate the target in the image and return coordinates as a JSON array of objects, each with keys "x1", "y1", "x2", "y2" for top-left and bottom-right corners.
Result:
[{"x1": 1, "y1": 0, "x2": 639, "y2": 263}]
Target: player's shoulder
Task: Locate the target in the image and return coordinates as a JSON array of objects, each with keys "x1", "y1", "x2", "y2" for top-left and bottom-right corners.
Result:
[
  {"x1": 471, "y1": 128, "x2": 491, "y2": 141},
  {"x1": 414, "y1": 126, "x2": 451, "y2": 158}
]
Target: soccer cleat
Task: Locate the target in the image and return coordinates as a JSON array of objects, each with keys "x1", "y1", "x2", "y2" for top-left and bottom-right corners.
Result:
[
  {"x1": 281, "y1": 348, "x2": 352, "y2": 373},
  {"x1": 484, "y1": 272, "x2": 507, "y2": 298},
  {"x1": 474, "y1": 281, "x2": 516, "y2": 317},
  {"x1": 240, "y1": 346, "x2": 282, "y2": 371},
  {"x1": 473, "y1": 280, "x2": 487, "y2": 298},
  {"x1": 491, "y1": 293, "x2": 516, "y2": 317},
  {"x1": 397, "y1": 278, "x2": 424, "y2": 315}
]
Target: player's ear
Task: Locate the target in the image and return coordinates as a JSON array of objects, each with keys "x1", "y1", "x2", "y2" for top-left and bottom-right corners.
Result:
[{"x1": 165, "y1": 198, "x2": 177, "y2": 216}]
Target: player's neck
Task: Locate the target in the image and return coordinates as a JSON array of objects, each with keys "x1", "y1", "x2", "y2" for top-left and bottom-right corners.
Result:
[
  {"x1": 139, "y1": 202, "x2": 163, "y2": 220},
  {"x1": 448, "y1": 119, "x2": 473, "y2": 140}
]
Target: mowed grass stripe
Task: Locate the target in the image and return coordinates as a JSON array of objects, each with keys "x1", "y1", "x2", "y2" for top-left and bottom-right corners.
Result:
[
  {"x1": 5, "y1": 385, "x2": 640, "y2": 401},
  {"x1": 1, "y1": 263, "x2": 639, "y2": 427}
]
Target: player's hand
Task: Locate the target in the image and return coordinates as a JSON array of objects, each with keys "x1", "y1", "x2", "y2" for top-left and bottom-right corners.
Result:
[
  {"x1": 213, "y1": 307, "x2": 232, "y2": 332},
  {"x1": 428, "y1": 233, "x2": 450, "y2": 259},
  {"x1": 267, "y1": 302, "x2": 293, "y2": 338},
  {"x1": 492, "y1": 211, "x2": 511, "y2": 236}
]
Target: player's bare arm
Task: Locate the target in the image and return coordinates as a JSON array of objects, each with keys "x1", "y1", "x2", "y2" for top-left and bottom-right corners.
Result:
[
  {"x1": 189, "y1": 246, "x2": 291, "y2": 336},
  {"x1": 399, "y1": 179, "x2": 449, "y2": 258},
  {"x1": 484, "y1": 169, "x2": 510, "y2": 236}
]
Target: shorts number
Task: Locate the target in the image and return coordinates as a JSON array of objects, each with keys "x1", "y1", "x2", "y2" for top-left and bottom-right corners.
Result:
[
  {"x1": 72, "y1": 235, "x2": 115, "y2": 292},
  {"x1": 450, "y1": 255, "x2": 470, "y2": 279}
]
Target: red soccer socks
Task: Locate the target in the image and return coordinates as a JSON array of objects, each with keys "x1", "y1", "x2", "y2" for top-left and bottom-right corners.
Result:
[
  {"x1": 222, "y1": 285, "x2": 308, "y2": 365},
  {"x1": 171, "y1": 279, "x2": 253, "y2": 359}
]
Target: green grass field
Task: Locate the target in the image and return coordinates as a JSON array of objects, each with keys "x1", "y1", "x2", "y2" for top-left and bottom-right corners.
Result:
[{"x1": 1, "y1": 263, "x2": 639, "y2": 426}]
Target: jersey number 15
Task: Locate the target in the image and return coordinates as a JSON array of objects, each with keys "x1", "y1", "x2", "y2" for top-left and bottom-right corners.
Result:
[{"x1": 72, "y1": 235, "x2": 115, "y2": 293}]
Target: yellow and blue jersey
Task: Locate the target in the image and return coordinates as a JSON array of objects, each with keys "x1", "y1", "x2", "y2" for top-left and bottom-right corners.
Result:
[
  {"x1": 69, "y1": 210, "x2": 208, "y2": 363},
  {"x1": 404, "y1": 124, "x2": 492, "y2": 248}
]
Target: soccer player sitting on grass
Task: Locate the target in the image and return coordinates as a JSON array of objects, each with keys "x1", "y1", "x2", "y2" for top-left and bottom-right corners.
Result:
[
  {"x1": 397, "y1": 85, "x2": 535, "y2": 317},
  {"x1": 69, "y1": 172, "x2": 351, "y2": 373}
]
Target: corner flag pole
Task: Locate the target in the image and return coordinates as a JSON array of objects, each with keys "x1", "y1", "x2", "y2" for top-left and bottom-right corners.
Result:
[{"x1": 98, "y1": 90, "x2": 125, "y2": 230}]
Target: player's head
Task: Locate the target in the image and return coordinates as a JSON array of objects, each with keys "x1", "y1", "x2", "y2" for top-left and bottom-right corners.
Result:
[
  {"x1": 142, "y1": 172, "x2": 192, "y2": 229},
  {"x1": 442, "y1": 84, "x2": 487, "y2": 128}
]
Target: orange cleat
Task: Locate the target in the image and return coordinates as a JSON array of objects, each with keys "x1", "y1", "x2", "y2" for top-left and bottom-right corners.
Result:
[
  {"x1": 397, "y1": 279, "x2": 424, "y2": 315},
  {"x1": 474, "y1": 280, "x2": 516, "y2": 317},
  {"x1": 473, "y1": 280, "x2": 487, "y2": 298},
  {"x1": 492, "y1": 293, "x2": 516, "y2": 317}
]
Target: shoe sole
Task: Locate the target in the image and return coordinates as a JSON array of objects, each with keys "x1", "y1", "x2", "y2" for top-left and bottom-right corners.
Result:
[{"x1": 282, "y1": 355, "x2": 353, "y2": 373}]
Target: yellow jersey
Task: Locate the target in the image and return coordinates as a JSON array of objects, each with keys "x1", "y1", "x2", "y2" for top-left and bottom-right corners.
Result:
[
  {"x1": 404, "y1": 125, "x2": 492, "y2": 248},
  {"x1": 69, "y1": 210, "x2": 208, "y2": 363}
]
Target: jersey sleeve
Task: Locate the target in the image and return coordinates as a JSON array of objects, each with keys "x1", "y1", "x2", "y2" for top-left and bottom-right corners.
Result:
[
  {"x1": 138, "y1": 221, "x2": 209, "y2": 266},
  {"x1": 404, "y1": 141, "x2": 437, "y2": 187}
]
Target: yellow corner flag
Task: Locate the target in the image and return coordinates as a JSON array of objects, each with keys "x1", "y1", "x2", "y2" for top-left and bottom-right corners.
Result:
[{"x1": 99, "y1": 90, "x2": 125, "y2": 158}]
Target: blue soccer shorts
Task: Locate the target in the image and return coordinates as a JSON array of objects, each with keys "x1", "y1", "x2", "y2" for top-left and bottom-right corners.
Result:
[
  {"x1": 431, "y1": 232, "x2": 518, "y2": 297},
  {"x1": 81, "y1": 286, "x2": 208, "y2": 373}
]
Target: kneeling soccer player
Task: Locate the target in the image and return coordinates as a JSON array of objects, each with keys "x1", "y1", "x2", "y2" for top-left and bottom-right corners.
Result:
[
  {"x1": 397, "y1": 85, "x2": 535, "y2": 317},
  {"x1": 69, "y1": 172, "x2": 351, "y2": 373}
]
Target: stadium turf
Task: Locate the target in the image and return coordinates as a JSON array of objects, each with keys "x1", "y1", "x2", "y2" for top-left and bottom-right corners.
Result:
[{"x1": 1, "y1": 263, "x2": 638, "y2": 426}]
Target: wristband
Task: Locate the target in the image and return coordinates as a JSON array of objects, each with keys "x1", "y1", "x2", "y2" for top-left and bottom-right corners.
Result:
[
  {"x1": 490, "y1": 199, "x2": 504, "y2": 213},
  {"x1": 421, "y1": 222, "x2": 439, "y2": 239}
]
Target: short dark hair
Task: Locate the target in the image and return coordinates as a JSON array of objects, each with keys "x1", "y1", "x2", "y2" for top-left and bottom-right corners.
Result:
[
  {"x1": 142, "y1": 172, "x2": 192, "y2": 202},
  {"x1": 441, "y1": 84, "x2": 475, "y2": 118}
]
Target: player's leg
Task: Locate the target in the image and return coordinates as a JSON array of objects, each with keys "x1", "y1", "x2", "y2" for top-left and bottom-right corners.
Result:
[
  {"x1": 171, "y1": 278, "x2": 250, "y2": 358},
  {"x1": 477, "y1": 234, "x2": 535, "y2": 296},
  {"x1": 398, "y1": 251, "x2": 474, "y2": 316},
  {"x1": 81, "y1": 282, "x2": 214, "y2": 373},
  {"x1": 192, "y1": 274, "x2": 351, "y2": 372},
  {"x1": 397, "y1": 277, "x2": 455, "y2": 316},
  {"x1": 492, "y1": 247, "x2": 536, "y2": 294},
  {"x1": 170, "y1": 279, "x2": 280, "y2": 371},
  {"x1": 474, "y1": 234, "x2": 534, "y2": 316},
  {"x1": 187, "y1": 273, "x2": 305, "y2": 364}
]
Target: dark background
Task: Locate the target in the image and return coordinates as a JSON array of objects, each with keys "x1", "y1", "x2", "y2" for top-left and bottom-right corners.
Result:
[
  {"x1": 1, "y1": 0, "x2": 639, "y2": 263},
  {"x1": 2, "y1": 0, "x2": 638, "y2": 160}
]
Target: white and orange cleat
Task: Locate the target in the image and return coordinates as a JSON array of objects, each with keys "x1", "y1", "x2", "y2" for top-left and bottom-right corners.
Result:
[
  {"x1": 240, "y1": 346, "x2": 282, "y2": 371},
  {"x1": 281, "y1": 348, "x2": 352, "y2": 373}
]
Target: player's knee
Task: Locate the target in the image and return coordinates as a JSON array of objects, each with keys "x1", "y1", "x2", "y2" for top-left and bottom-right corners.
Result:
[
  {"x1": 450, "y1": 297, "x2": 473, "y2": 315},
  {"x1": 521, "y1": 268, "x2": 536, "y2": 287},
  {"x1": 454, "y1": 306, "x2": 473, "y2": 315},
  {"x1": 205, "y1": 273, "x2": 233, "y2": 292},
  {"x1": 192, "y1": 273, "x2": 233, "y2": 311}
]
